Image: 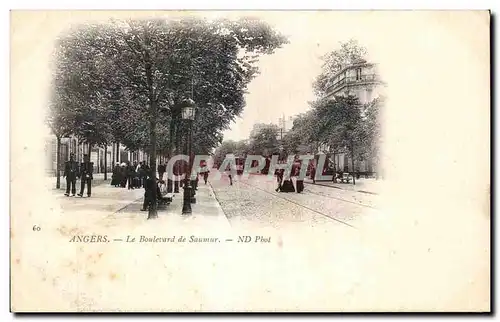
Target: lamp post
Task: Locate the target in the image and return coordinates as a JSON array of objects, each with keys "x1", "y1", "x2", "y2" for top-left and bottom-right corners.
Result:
[{"x1": 180, "y1": 98, "x2": 197, "y2": 215}]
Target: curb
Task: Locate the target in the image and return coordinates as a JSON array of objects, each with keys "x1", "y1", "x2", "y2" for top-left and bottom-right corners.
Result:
[{"x1": 206, "y1": 180, "x2": 232, "y2": 228}]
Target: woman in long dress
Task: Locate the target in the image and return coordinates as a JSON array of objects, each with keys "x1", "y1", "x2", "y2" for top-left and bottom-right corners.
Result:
[
  {"x1": 278, "y1": 163, "x2": 295, "y2": 193},
  {"x1": 111, "y1": 163, "x2": 121, "y2": 187},
  {"x1": 120, "y1": 163, "x2": 128, "y2": 188},
  {"x1": 294, "y1": 161, "x2": 304, "y2": 193}
]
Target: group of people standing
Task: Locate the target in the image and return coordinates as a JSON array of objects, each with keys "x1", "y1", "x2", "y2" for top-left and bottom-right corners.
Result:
[
  {"x1": 110, "y1": 160, "x2": 165, "y2": 212},
  {"x1": 63, "y1": 153, "x2": 94, "y2": 197},
  {"x1": 275, "y1": 159, "x2": 305, "y2": 193},
  {"x1": 111, "y1": 161, "x2": 150, "y2": 189}
]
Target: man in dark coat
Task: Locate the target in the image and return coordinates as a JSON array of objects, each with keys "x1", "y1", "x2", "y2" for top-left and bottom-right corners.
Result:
[
  {"x1": 64, "y1": 153, "x2": 79, "y2": 196},
  {"x1": 141, "y1": 170, "x2": 156, "y2": 211},
  {"x1": 120, "y1": 163, "x2": 127, "y2": 187},
  {"x1": 77, "y1": 154, "x2": 93, "y2": 197},
  {"x1": 310, "y1": 164, "x2": 317, "y2": 184},
  {"x1": 140, "y1": 161, "x2": 149, "y2": 188},
  {"x1": 126, "y1": 161, "x2": 135, "y2": 190},
  {"x1": 203, "y1": 170, "x2": 209, "y2": 185},
  {"x1": 173, "y1": 160, "x2": 181, "y2": 192},
  {"x1": 275, "y1": 168, "x2": 284, "y2": 192},
  {"x1": 158, "y1": 162, "x2": 166, "y2": 182}
]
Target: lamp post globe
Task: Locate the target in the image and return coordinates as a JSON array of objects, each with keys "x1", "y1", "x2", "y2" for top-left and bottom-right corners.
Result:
[{"x1": 180, "y1": 98, "x2": 196, "y2": 120}]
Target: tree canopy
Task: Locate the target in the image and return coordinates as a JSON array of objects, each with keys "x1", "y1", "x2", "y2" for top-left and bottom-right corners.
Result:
[
  {"x1": 248, "y1": 123, "x2": 280, "y2": 156},
  {"x1": 313, "y1": 39, "x2": 368, "y2": 97},
  {"x1": 48, "y1": 16, "x2": 289, "y2": 154}
]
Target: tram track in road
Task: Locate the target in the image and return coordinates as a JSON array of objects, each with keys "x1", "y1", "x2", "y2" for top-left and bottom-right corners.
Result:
[
  {"x1": 246, "y1": 174, "x2": 379, "y2": 210},
  {"x1": 303, "y1": 186, "x2": 379, "y2": 210},
  {"x1": 237, "y1": 180, "x2": 358, "y2": 229}
]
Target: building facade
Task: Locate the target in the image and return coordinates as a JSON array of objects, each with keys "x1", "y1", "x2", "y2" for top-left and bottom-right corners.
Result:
[
  {"x1": 44, "y1": 134, "x2": 149, "y2": 177},
  {"x1": 319, "y1": 59, "x2": 384, "y2": 175},
  {"x1": 324, "y1": 59, "x2": 384, "y2": 104}
]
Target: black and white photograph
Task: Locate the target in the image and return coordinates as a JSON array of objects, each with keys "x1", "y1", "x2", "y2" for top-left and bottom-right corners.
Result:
[{"x1": 10, "y1": 10, "x2": 490, "y2": 312}]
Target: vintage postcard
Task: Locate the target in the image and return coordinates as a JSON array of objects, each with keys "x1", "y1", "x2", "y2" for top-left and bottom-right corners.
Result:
[{"x1": 10, "y1": 10, "x2": 490, "y2": 312}]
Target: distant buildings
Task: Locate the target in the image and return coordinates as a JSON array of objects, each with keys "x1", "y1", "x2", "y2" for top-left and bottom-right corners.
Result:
[{"x1": 276, "y1": 114, "x2": 297, "y2": 141}]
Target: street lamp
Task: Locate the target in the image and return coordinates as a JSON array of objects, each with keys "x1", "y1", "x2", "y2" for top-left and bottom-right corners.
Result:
[{"x1": 180, "y1": 98, "x2": 197, "y2": 215}]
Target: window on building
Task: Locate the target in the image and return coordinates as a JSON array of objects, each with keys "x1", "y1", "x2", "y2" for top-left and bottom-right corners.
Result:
[{"x1": 356, "y1": 68, "x2": 362, "y2": 80}]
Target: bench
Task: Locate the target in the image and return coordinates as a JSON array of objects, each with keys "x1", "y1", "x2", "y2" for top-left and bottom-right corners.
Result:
[
  {"x1": 339, "y1": 173, "x2": 352, "y2": 184},
  {"x1": 157, "y1": 184, "x2": 173, "y2": 208}
]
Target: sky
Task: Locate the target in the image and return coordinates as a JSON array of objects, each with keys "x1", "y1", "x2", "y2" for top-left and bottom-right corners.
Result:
[
  {"x1": 218, "y1": 11, "x2": 386, "y2": 142},
  {"x1": 221, "y1": 13, "x2": 328, "y2": 142}
]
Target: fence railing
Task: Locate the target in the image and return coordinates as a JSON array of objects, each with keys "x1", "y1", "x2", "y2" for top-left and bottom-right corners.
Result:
[{"x1": 326, "y1": 74, "x2": 378, "y2": 93}]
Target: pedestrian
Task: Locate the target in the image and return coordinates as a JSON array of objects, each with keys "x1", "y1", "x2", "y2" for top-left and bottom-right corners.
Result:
[
  {"x1": 111, "y1": 162, "x2": 121, "y2": 187},
  {"x1": 173, "y1": 160, "x2": 181, "y2": 192},
  {"x1": 275, "y1": 168, "x2": 284, "y2": 192},
  {"x1": 294, "y1": 161, "x2": 304, "y2": 193},
  {"x1": 132, "y1": 161, "x2": 140, "y2": 188},
  {"x1": 278, "y1": 164, "x2": 295, "y2": 193},
  {"x1": 158, "y1": 162, "x2": 166, "y2": 182},
  {"x1": 64, "y1": 153, "x2": 79, "y2": 196},
  {"x1": 77, "y1": 154, "x2": 93, "y2": 197},
  {"x1": 203, "y1": 170, "x2": 209, "y2": 184},
  {"x1": 126, "y1": 161, "x2": 135, "y2": 190},
  {"x1": 336, "y1": 169, "x2": 343, "y2": 183},
  {"x1": 140, "y1": 161, "x2": 148, "y2": 188},
  {"x1": 119, "y1": 163, "x2": 127, "y2": 187},
  {"x1": 141, "y1": 170, "x2": 155, "y2": 211},
  {"x1": 310, "y1": 163, "x2": 316, "y2": 184},
  {"x1": 226, "y1": 164, "x2": 235, "y2": 186},
  {"x1": 137, "y1": 161, "x2": 143, "y2": 188}
]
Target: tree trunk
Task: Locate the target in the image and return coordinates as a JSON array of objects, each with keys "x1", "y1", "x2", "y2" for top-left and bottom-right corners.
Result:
[
  {"x1": 116, "y1": 141, "x2": 120, "y2": 164},
  {"x1": 147, "y1": 99, "x2": 158, "y2": 219},
  {"x1": 144, "y1": 47, "x2": 158, "y2": 219},
  {"x1": 351, "y1": 142, "x2": 356, "y2": 185},
  {"x1": 97, "y1": 148, "x2": 100, "y2": 173},
  {"x1": 112, "y1": 143, "x2": 115, "y2": 166},
  {"x1": 166, "y1": 118, "x2": 175, "y2": 193},
  {"x1": 56, "y1": 135, "x2": 61, "y2": 189},
  {"x1": 104, "y1": 145, "x2": 108, "y2": 180}
]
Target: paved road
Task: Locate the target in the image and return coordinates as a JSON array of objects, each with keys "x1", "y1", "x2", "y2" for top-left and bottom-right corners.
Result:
[{"x1": 208, "y1": 173, "x2": 380, "y2": 230}]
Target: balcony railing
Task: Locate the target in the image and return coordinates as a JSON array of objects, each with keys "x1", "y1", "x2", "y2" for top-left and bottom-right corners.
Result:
[{"x1": 326, "y1": 74, "x2": 378, "y2": 93}]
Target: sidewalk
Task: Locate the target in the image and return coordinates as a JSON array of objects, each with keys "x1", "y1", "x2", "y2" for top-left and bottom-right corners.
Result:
[
  {"x1": 46, "y1": 173, "x2": 113, "y2": 191},
  {"x1": 304, "y1": 177, "x2": 383, "y2": 195},
  {"x1": 102, "y1": 181, "x2": 232, "y2": 234}
]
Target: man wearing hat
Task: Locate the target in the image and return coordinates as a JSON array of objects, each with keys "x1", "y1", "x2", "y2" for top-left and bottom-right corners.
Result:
[
  {"x1": 63, "y1": 153, "x2": 79, "y2": 196},
  {"x1": 77, "y1": 154, "x2": 94, "y2": 197}
]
